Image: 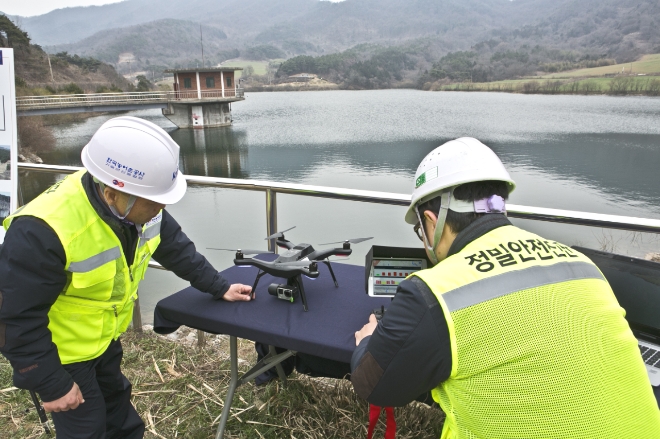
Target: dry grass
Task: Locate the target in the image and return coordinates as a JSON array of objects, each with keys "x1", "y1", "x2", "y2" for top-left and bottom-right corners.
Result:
[
  {"x1": 16, "y1": 116, "x2": 56, "y2": 155},
  {"x1": 539, "y1": 54, "x2": 660, "y2": 78},
  {"x1": 0, "y1": 330, "x2": 444, "y2": 438}
]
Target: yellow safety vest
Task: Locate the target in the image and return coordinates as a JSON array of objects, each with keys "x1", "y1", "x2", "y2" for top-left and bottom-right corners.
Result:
[
  {"x1": 3, "y1": 171, "x2": 162, "y2": 364},
  {"x1": 413, "y1": 224, "x2": 660, "y2": 439}
]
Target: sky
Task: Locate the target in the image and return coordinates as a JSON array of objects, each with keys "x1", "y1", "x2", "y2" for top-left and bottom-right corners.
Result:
[{"x1": 0, "y1": 0, "x2": 344, "y2": 18}]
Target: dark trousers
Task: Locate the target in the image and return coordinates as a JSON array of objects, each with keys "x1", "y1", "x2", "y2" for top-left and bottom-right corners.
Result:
[
  {"x1": 254, "y1": 342, "x2": 351, "y2": 385},
  {"x1": 254, "y1": 343, "x2": 435, "y2": 405},
  {"x1": 51, "y1": 338, "x2": 144, "y2": 439}
]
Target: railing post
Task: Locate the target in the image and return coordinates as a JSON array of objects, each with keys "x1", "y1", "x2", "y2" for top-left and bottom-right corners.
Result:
[
  {"x1": 266, "y1": 188, "x2": 278, "y2": 253},
  {"x1": 17, "y1": 176, "x2": 25, "y2": 207}
]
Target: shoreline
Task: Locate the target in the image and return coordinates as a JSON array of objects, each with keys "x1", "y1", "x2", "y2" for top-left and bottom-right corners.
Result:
[
  {"x1": 244, "y1": 76, "x2": 660, "y2": 97},
  {"x1": 427, "y1": 75, "x2": 660, "y2": 97}
]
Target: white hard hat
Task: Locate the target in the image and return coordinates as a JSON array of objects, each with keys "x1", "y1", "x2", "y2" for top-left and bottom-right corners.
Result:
[
  {"x1": 404, "y1": 137, "x2": 515, "y2": 225},
  {"x1": 81, "y1": 116, "x2": 186, "y2": 204}
]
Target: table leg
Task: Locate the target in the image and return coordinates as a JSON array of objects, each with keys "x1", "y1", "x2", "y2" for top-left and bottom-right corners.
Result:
[
  {"x1": 269, "y1": 345, "x2": 288, "y2": 387},
  {"x1": 214, "y1": 337, "x2": 297, "y2": 439},
  {"x1": 215, "y1": 336, "x2": 239, "y2": 439}
]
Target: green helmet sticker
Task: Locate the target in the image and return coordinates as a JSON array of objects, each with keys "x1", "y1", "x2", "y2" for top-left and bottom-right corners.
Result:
[{"x1": 416, "y1": 166, "x2": 438, "y2": 188}]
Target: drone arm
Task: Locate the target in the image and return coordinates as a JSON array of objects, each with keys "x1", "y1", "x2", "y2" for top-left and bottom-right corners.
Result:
[
  {"x1": 308, "y1": 248, "x2": 352, "y2": 261},
  {"x1": 234, "y1": 258, "x2": 273, "y2": 271},
  {"x1": 234, "y1": 258, "x2": 320, "y2": 279}
]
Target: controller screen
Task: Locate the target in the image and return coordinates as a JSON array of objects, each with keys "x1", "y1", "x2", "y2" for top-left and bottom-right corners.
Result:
[{"x1": 371, "y1": 258, "x2": 426, "y2": 296}]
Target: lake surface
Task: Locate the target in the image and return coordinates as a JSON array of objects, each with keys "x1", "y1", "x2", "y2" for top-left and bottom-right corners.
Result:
[{"x1": 26, "y1": 90, "x2": 660, "y2": 322}]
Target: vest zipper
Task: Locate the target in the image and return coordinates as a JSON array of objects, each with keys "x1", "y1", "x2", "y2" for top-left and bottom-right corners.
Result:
[
  {"x1": 112, "y1": 304, "x2": 119, "y2": 339},
  {"x1": 130, "y1": 252, "x2": 149, "y2": 283}
]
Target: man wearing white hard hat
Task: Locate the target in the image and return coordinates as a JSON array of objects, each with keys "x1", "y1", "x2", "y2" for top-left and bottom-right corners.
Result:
[
  {"x1": 351, "y1": 138, "x2": 660, "y2": 438},
  {"x1": 0, "y1": 117, "x2": 252, "y2": 438}
]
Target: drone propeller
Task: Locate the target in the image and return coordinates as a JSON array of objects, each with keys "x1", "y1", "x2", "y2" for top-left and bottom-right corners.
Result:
[
  {"x1": 265, "y1": 226, "x2": 296, "y2": 241},
  {"x1": 319, "y1": 237, "x2": 373, "y2": 246},
  {"x1": 207, "y1": 248, "x2": 273, "y2": 255}
]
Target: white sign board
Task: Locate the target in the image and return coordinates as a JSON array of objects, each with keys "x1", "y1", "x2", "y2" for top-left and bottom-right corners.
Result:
[{"x1": 0, "y1": 49, "x2": 18, "y2": 243}]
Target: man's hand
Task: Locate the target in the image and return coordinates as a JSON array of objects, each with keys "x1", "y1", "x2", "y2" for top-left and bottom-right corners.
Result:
[
  {"x1": 222, "y1": 283, "x2": 253, "y2": 302},
  {"x1": 43, "y1": 382, "x2": 84, "y2": 413},
  {"x1": 355, "y1": 314, "x2": 378, "y2": 346}
]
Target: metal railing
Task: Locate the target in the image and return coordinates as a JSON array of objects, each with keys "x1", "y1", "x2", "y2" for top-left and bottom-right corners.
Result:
[
  {"x1": 17, "y1": 163, "x2": 660, "y2": 236},
  {"x1": 16, "y1": 89, "x2": 245, "y2": 110},
  {"x1": 16, "y1": 163, "x2": 660, "y2": 336},
  {"x1": 173, "y1": 89, "x2": 243, "y2": 99}
]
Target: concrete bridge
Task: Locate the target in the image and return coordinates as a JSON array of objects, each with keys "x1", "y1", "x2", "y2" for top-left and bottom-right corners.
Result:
[{"x1": 16, "y1": 89, "x2": 245, "y2": 128}]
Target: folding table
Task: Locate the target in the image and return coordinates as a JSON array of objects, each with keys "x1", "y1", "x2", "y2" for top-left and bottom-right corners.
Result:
[{"x1": 153, "y1": 256, "x2": 389, "y2": 438}]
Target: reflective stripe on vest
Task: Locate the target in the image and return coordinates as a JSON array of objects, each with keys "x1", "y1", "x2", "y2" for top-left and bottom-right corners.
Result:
[
  {"x1": 413, "y1": 225, "x2": 660, "y2": 439},
  {"x1": 443, "y1": 261, "x2": 604, "y2": 312},
  {"x1": 3, "y1": 171, "x2": 162, "y2": 364},
  {"x1": 139, "y1": 212, "x2": 162, "y2": 248},
  {"x1": 67, "y1": 247, "x2": 122, "y2": 273}
]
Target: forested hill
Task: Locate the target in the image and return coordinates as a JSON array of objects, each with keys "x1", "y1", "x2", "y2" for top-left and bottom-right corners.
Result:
[
  {"x1": 6, "y1": 0, "x2": 660, "y2": 86},
  {"x1": 40, "y1": 0, "x2": 520, "y2": 71},
  {"x1": 16, "y1": 0, "x2": 317, "y2": 47},
  {"x1": 0, "y1": 15, "x2": 131, "y2": 93},
  {"x1": 49, "y1": 19, "x2": 231, "y2": 75}
]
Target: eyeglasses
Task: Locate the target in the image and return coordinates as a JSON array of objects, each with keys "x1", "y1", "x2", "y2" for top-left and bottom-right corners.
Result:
[{"x1": 413, "y1": 222, "x2": 424, "y2": 242}]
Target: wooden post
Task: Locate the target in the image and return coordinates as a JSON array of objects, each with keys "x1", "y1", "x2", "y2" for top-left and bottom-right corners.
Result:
[
  {"x1": 132, "y1": 296, "x2": 143, "y2": 332},
  {"x1": 197, "y1": 330, "x2": 206, "y2": 349},
  {"x1": 47, "y1": 55, "x2": 55, "y2": 85}
]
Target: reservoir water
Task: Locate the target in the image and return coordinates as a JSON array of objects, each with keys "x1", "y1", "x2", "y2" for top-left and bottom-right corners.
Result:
[{"x1": 25, "y1": 90, "x2": 660, "y2": 322}]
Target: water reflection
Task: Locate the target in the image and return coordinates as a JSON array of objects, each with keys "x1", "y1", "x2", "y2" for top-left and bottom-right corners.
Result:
[
  {"x1": 171, "y1": 127, "x2": 249, "y2": 179},
  {"x1": 491, "y1": 133, "x2": 660, "y2": 212}
]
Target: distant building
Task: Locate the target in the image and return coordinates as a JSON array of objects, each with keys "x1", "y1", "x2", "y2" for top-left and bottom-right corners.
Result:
[
  {"x1": 166, "y1": 67, "x2": 242, "y2": 99},
  {"x1": 162, "y1": 67, "x2": 244, "y2": 129}
]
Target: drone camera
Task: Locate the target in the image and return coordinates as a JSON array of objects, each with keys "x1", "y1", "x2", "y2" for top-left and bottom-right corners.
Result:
[{"x1": 268, "y1": 283, "x2": 299, "y2": 302}]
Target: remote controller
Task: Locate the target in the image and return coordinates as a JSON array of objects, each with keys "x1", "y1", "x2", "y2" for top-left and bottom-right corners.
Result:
[{"x1": 372, "y1": 305, "x2": 386, "y2": 321}]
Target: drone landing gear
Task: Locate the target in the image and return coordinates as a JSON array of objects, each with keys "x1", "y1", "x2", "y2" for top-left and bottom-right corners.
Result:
[
  {"x1": 250, "y1": 270, "x2": 309, "y2": 311},
  {"x1": 251, "y1": 270, "x2": 268, "y2": 300},
  {"x1": 289, "y1": 275, "x2": 309, "y2": 312},
  {"x1": 321, "y1": 259, "x2": 339, "y2": 287}
]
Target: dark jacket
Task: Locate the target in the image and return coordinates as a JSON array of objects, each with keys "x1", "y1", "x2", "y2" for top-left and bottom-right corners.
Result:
[
  {"x1": 0, "y1": 172, "x2": 230, "y2": 402},
  {"x1": 350, "y1": 214, "x2": 511, "y2": 407}
]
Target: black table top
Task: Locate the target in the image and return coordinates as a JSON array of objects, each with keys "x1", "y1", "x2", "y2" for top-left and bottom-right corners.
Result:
[{"x1": 153, "y1": 256, "x2": 390, "y2": 364}]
